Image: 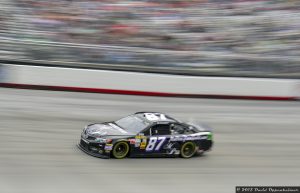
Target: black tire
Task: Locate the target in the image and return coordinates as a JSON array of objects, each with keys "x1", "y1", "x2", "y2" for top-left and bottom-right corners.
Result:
[
  {"x1": 180, "y1": 142, "x2": 196, "y2": 158},
  {"x1": 112, "y1": 141, "x2": 129, "y2": 159}
]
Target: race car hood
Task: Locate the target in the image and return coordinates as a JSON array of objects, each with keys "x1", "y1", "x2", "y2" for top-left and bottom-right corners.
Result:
[{"x1": 86, "y1": 123, "x2": 131, "y2": 137}]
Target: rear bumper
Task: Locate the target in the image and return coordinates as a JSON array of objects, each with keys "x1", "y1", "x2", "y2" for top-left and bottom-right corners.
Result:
[
  {"x1": 200, "y1": 140, "x2": 213, "y2": 151},
  {"x1": 77, "y1": 139, "x2": 110, "y2": 159}
]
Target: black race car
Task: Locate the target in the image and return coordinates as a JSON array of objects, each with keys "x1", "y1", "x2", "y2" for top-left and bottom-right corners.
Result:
[{"x1": 78, "y1": 112, "x2": 213, "y2": 159}]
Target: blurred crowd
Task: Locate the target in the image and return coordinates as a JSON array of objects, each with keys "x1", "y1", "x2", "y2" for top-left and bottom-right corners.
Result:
[{"x1": 1, "y1": 0, "x2": 300, "y2": 74}]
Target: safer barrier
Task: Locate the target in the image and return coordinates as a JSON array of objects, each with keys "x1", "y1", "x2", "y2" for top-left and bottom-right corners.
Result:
[{"x1": 1, "y1": 64, "x2": 299, "y2": 100}]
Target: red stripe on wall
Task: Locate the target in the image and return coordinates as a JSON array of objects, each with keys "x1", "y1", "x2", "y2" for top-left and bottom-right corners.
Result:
[{"x1": 0, "y1": 83, "x2": 296, "y2": 101}]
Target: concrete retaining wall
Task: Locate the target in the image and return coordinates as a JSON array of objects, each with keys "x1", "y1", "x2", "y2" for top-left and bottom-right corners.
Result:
[{"x1": 1, "y1": 64, "x2": 299, "y2": 100}]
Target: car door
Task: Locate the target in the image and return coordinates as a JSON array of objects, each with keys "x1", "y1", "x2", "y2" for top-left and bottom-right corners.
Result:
[
  {"x1": 130, "y1": 123, "x2": 172, "y2": 156},
  {"x1": 143, "y1": 123, "x2": 172, "y2": 156}
]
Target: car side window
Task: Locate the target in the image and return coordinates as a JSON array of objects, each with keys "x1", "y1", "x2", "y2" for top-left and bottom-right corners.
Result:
[
  {"x1": 143, "y1": 128, "x2": 151, "y2": 136},
  {"x1": 170, "y1": 123, "x2": 193, "y2": 135},
  {"x1": 151, "y1": 124, "x2": 171, "y2": 136}
]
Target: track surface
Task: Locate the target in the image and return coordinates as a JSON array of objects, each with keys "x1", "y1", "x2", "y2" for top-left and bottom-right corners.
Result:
[{"x1": 0, "y1": 88, "x2": 300, "y2": 193}]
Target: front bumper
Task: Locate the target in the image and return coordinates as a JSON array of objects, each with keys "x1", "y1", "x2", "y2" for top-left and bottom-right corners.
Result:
[{"x1": 77, "y1": 138, "x2": 110, "y2": 159}]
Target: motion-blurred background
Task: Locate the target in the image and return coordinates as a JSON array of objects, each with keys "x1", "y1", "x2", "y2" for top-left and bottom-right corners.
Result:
[
  {"x1": 1, "y1": 0, "x2": 300, "y2": 77},
  {"x1": 0, "y1": 1, "x2": 300, "y2": 193}
]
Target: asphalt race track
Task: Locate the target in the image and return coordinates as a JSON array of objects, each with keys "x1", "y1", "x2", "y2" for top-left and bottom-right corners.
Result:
[{"x1": 0, "y1": 88, "x2": 300, "y2": 193}]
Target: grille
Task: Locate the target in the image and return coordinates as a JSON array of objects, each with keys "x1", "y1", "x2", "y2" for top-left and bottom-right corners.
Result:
[
  {"x1": 87, "y1": 136, "x2": 96, "y2": 140},
  {"x1": 80, "y1": 139, "x2": 88, "y2": 148}
]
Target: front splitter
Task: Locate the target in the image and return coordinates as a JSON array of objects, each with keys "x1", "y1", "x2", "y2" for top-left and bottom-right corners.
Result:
[{"x1": 77, "y1": 143, "x2": 110, "y2": 159}]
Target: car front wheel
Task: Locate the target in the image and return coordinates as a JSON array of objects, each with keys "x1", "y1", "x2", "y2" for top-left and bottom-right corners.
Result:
[{"x1": 112, "y1": 141, "x2": 129, "y2": 159}]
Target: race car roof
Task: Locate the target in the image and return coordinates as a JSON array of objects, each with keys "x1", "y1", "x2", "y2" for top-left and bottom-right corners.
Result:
[{"x1": 134, "y1": 112, "x2": 177, "y2": 123}]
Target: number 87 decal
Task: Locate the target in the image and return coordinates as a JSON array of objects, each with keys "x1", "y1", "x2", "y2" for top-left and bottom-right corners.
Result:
[{"x1": 146, "y1": 137, "x2": 166, "y2": 152}]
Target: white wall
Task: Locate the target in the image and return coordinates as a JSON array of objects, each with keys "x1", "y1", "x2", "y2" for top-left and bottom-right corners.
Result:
[{"x1": 2, "y1": 64, "x2": 300, "y2": 99}]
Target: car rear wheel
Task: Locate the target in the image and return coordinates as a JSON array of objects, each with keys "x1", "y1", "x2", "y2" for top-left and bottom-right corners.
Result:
[
  {"x1": 180, "y1": 142, "x2": 196, "y2": 158},
  {"x1": 112, "y1": 141, "x2": 129, "y2": 159}
]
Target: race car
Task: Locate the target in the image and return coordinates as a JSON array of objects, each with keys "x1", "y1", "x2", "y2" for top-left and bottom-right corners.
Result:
[{"x1": 78, "y1": 112, "x2": 213, "y2": 159}]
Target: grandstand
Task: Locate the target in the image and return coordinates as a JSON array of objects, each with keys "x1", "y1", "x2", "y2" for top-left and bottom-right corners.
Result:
[{"x1": 1, "y1": 0, "x2": 300, "y2": 77}]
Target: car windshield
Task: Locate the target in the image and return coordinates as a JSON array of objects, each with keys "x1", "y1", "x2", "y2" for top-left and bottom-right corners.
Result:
[{"x1": 114, "y1": 115, "x2": 151, "y2": 134}]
